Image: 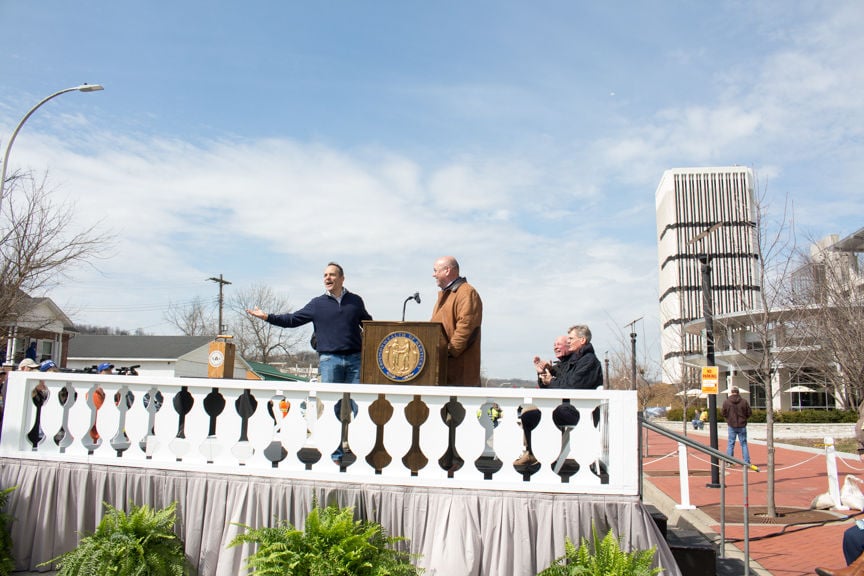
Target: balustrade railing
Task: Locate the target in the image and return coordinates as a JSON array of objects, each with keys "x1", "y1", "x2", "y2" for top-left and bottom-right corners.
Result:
[{"x1": 1, "y1": 372, "x2": 638, "y2": 495}]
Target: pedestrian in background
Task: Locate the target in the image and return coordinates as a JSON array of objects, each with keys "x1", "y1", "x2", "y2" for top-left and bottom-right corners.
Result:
[{"x1": 722, "y1": 386, "x2": 752, "y2": 465}]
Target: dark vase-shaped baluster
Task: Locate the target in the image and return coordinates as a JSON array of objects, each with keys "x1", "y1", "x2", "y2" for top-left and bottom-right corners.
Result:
[
  {"x1": 365, "y1": 394, "x2": 393, "y2": 474},
  {"x1": 54, "y1": 384, "x2": 77, "y2": 452},
  {"x1": 551, "y1": 401, "x2": 581, "y2": 482},
  {"x1": 513, "y1": 403, "x2": 542, "y2": 480},
  {"x1": 589, "y1": 403, "x2": 609, "y2": 484},
  {"x1": 297, "y1": 396, "x2": 323, "y2": 470},
  {"x1": 82, "y1": 385, "x2": 106, "y2": 455},
  {"x1": 473, "y1": 401, "x2": 503, "y2": 479},
  {"x1": 331, "y1": 393, "x2": 358, "y2": 471},
  {"x1": 139, "y1": 388, "x2": 163, "y2": 458},
  {"x1": 27, "y1": 383, "x2": 50, "y2": 450},
  {"x1": 437, "y1": 397, "x2": 465, "y2": 477},
  {"x1": 110, "y1": 387, "x2": 134, "y2": 457},
  {"x1": 169, "y1": 387, "x2": 194, "y2": 461},
  {"x1": 402, "y1": 395, "x2": 429, "y2": 477},
  {"x1": 232, "y1": 389, "x2": 258, "y2": 465},
  {"x1": 264, "y1": 394, "x2": 290, "y2": 467},
  {"x1": 200, "y1": 388, "x2": 226, "y2": 463}
]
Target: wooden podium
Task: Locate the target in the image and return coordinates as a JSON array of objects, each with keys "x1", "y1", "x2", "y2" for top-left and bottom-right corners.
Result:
[
  {"x1": 361, "y1": 321, "x2": 448, "y2": 385},
  {"x1": 207, "y1": 336, "x2": 236, "y2": 379}
]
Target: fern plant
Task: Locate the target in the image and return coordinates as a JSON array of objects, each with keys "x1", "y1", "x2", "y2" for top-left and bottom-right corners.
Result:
[
  {"x1": 538, "y1": 524, "x2": 661, "y2": 576},
  {"x1": 40, "y1": 501, "x2": 193, "y2": 575},
  {"x1": 230, "y1": 503, "x2": 421, "y2": 575},
  {"x1": 0, "y1": 487, "x2": 16, "y2": 576}
]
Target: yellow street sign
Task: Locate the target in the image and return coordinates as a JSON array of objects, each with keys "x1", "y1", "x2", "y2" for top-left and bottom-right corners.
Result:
[{"x1": 701, "y1": 366, "x2": 719, "y2": 394}]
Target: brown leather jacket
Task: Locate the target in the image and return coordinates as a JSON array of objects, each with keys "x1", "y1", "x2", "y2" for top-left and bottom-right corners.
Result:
[
  {"x1": 722, "y1": 393, "x2": 752, "y2": 428},
  {"x1": 431, "y1": 277, "x2": 483, "y2": 386}
]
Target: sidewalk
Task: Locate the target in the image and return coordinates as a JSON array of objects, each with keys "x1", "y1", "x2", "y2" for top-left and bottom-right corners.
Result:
[{"x1": 643, "y1": 421, "x2": 864, "y2": 576}]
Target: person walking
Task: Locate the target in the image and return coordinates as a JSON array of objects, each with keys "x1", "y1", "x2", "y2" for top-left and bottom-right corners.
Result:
[
  {"x1": 246, "y1": 262, "x2": 372, "y2": 384},
  {"x1": 722, "y1": 386, "x2": 752, "y2": 464}
]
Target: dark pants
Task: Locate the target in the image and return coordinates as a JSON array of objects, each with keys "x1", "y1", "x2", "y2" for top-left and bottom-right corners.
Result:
[{"x1": 842, "y1": 523, "x2": 864, "y2": 565}]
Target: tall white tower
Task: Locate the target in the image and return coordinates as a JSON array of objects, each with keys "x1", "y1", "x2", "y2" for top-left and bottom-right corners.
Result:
[{"x1": 655, "y1": 167, "x2": 761, "y2": 382}]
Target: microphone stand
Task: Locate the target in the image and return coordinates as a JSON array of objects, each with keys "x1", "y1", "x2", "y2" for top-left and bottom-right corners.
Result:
[{"x1": 402, "y1": 292, "x2": 421, "y2": 322}]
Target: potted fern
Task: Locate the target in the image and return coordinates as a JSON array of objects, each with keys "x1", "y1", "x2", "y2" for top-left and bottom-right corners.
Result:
[
  {"x1": 539, "y1": 524, "x2": 661, "y2": 576},
  {"x1": 230, "y1": 503, "x2": 421, "y2": 575},
  {"x1": 0, "y1": 487, "x2": 15, "y2": 576},
  {"x1": 40, "y1": 501, "x2": 193, "y2": 575}
]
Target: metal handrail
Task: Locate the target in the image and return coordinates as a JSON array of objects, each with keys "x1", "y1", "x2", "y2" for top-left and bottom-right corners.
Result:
[{"x1": 639, "y1": 415, "x2": 758, "y2": 576}]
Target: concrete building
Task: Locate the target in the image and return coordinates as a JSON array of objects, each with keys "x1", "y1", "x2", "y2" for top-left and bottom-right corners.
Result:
[
  {"x1": 682, "y1": 228, "x2": 864, "y2": 411},
  {"x1": 655, "y1": 166, "x2": 761, "y2": 383}
]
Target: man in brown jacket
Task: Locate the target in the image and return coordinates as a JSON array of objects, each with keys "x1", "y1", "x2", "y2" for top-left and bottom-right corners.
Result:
[
  {"x1": 430, "y1": 256, "x2": 483, "y2": 386},
  {"x1": 721, "y1": 386, "x2": 752, "y2": 465}
]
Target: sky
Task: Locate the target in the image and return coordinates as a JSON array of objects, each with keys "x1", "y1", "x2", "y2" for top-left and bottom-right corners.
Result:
[{"x1": 1, "y1": 1, "x2": 862, "y2": 380}]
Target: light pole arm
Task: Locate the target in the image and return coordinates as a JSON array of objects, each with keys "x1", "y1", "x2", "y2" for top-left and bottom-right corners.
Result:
[{"x1": 0, "y1": 84, "x2": 103, "y2": 212}]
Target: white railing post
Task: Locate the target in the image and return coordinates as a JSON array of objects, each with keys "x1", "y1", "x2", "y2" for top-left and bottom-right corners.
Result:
[
  {"x1": 675, "y1": 442, "x2": 695, "y2": 509},
  {"x1": 825, "y1": 436, "x2": 849, "y2": 510}
]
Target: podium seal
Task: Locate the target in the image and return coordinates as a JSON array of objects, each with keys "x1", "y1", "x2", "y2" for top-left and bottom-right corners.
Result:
[{"x1": 377, "y1": 331, "x2": 425, "y2": 382}]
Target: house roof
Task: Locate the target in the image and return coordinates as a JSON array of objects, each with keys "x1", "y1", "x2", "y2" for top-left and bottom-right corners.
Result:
[
  {"x1": 174, "y1": 343, "x2": 256, "y2": 379},
  {"x1": 67, "y1": 335, "x2": 214, "y2": 360},
  {"x1": 246, "y1": 360, "x2": 309, "y2": 382},
  {"x1": 3, "y1": 292, "x2": 75, "y2": 331}
]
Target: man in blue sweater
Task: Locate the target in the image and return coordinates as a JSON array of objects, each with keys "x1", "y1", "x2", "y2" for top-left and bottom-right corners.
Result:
[{"x1": 246, "y1": 262, "x2": 373, "y2": 383}]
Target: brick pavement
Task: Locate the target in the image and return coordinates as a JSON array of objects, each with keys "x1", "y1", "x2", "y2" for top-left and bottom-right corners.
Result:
[{"x1": 643, "y1": 423, "x2": 864, "y2": 576}]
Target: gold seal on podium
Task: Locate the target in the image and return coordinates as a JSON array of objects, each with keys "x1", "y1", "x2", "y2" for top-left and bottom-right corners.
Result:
[{"x1": 377, "y1": 331, "x2": 426, "y2": 382}]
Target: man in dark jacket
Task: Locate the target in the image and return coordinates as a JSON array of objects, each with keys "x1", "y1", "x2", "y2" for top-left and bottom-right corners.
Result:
[
  {"x1": 246, "y1": 262, "x2": 372, "y2": 383},
  {"x1": 721, "y1": 387, "x2": 752, "y2": 465},
  {"x1": 537, "y1": 325, "x2": 603, "y2": 389}
]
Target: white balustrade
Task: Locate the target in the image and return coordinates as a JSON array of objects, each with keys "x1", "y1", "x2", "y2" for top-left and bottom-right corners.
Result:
[{"x1": 0, "y1": 372, "x2": 639, "y2": 495}]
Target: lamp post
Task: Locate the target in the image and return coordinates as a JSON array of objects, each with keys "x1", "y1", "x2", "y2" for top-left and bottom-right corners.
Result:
[
  {"x1": 699, "y1": 254, "x2": 722, "y2": 488},
  {"x1": 604, "y1": 351, "x2": 609, "y2": 387},
  {"x1": 625, "y1": 317, "x2": 642, "y2": 391},
  {"x1": 0, "y1": 84, "x2": 104, "y2": 214},
  {"x1": 688, "y1": 221, "x2": 724, "y2": 488}
]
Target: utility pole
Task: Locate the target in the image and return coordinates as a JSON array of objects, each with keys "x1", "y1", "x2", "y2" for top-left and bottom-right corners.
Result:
[{"x1": 207, "y1": 274, "x2": 232, "y2": 334}]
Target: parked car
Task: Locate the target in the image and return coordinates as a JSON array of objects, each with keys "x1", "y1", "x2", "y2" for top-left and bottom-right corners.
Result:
[{"x1": 644, "y1": 406, "x2": 667, "y2": 419}]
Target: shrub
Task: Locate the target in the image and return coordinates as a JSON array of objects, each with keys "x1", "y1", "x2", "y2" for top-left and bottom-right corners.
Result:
[
  {"x1": 41, "y1": 501, "x2": 192, "y2": 575},
  {"x1": 0, "y1": 487, "x2": 15, "y2": 576},
  {"x1": 538, "y1": 524, "x2": 661, "y2": 576},
  {"x1": 666, "y1": 408, "x2": 720, "y2": 422},
  {"x1": 666, "y1": 407, "x2": 858, "y2": 424},
  {"x1": 230, "y1": 503, "x2": 421, "y2": 575}
]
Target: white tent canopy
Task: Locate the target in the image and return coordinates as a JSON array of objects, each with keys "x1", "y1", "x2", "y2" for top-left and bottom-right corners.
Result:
[
  {"x1": 675, "y1": 389, "x2": 707, "y2": 398},
  {"x1": 785, "y1": 385, "x2": 820, "y2": 393}
]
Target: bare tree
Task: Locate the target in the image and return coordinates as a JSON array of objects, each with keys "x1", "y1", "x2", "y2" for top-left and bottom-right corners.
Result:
[
  {"x1": 725, "y1": 186, "x2": 815, "y2": 517},
  {"x1": 787, "y1": 243, "x2": 864, "y2": 409},
  {"x1": 227, "y1": 284, "x2": 308, "y2": 363},
  {"x1": 0, "y1": 171, "x2": 109, "y2": 327},
  {"x1": 164, "y1": 296, "x2": 215, "y2": 336}
]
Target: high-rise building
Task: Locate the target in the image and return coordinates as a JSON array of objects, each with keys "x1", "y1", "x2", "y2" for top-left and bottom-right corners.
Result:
[{"x1": 655, "y1": 167, "x2": 761, "y2": 382}]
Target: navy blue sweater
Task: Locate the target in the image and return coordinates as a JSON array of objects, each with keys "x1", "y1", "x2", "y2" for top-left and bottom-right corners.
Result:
[{"x1": 267, "y1": 291, "x2": 372, "y2": 354}]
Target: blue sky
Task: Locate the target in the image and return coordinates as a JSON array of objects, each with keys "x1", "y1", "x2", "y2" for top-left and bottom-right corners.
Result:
[{"x1": 1, "y1": 1, "x2": 862, "y2": 379}]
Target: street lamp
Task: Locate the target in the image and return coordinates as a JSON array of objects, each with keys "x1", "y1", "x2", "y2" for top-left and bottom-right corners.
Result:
[
  {"x1": 689, "y1": 222, "x2": 724, "y2": 488},
  {"x1": 626, "y1": 317, "x2": 642, "y2": 391},
  {"x1": 0, "y1": 84, "x2": 104, "y2": 214}
]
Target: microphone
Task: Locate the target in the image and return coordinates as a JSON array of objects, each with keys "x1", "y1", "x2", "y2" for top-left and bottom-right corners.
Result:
[{"x1": 402, "y1": 292, "x2": 421, "y2": 322}]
